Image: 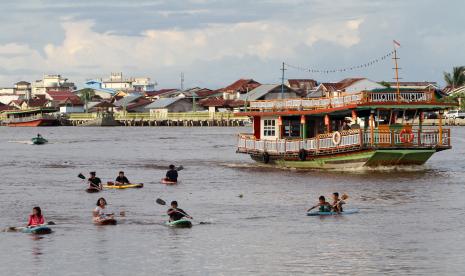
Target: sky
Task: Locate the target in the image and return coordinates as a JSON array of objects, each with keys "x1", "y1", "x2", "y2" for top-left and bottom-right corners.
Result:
[{"x1": 0, "y1": 0, "x2": 463, "y2": 89}]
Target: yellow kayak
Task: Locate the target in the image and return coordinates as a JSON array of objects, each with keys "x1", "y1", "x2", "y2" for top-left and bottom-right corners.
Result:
[{"x1": 104, "y1": 183, "x2": 143, "y2": 189}]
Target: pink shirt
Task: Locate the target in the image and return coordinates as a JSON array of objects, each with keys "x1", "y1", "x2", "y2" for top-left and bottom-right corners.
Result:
[{"x1": 28, "y1": 215, "x2": 44, "y2": 226}]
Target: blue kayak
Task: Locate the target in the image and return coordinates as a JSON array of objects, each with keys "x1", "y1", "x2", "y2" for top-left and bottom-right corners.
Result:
[
  {"x1": 21, "y1": 226, "x2": 52, "y2": 234},
  {"x1": 307, "y1": 208, "x2": 359, "y2": 216}
]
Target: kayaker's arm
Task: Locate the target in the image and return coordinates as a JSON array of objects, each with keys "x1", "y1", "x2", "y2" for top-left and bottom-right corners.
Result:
[{"x1": 307, "y1": 204, "x2": 318, "y2": 212}]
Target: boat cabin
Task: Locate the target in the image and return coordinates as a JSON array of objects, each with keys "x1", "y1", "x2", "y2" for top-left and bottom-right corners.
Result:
[{"x1": 235, "y1": 88, "x2": 454, "y2": 168}]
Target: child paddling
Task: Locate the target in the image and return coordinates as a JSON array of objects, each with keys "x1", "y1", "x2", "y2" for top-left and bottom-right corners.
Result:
[{"x1": 28, "y1": 207, "x2": 45, "y2": 227}]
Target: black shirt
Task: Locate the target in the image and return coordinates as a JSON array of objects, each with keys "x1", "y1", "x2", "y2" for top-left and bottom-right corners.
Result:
[
  {"x1": 168, "y1": 208, "x2": 187, "y2": 221},
  {"x1": 115, "y1": 176, "x2": 129, "y2": 184},
  {"x1": 166, "y1": 170, "x2": 178, "y2": 182},
  {"x1": 88, "y1": 177, "x2": 102, "y2": 188}
]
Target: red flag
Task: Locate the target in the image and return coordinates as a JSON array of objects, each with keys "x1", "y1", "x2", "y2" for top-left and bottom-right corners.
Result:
[{"x1": 393, "y1": 40, "x2": 401, "y2": 48}]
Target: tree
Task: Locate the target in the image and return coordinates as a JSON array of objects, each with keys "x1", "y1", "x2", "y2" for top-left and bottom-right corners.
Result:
[
  {"x1": 78, "y1": 88, "x2": 95, "y2": 112},
  {"x1": 379, "y1": 81, "x2": 391, "y2": 88},
  {"x1": 444, "y1": 66, "x2": 465, "y2": 89}
]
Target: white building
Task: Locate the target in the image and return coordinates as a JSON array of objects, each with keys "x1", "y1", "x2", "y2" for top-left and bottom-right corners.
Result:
[
  {"x1": 32, "y1": 75, "x2": 76, "y2": 96},
  {"x1": 100, "y1": 72, "x2": 156, "y2": 92}
]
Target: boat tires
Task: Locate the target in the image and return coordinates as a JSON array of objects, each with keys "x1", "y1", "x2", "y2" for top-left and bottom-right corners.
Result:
[
  {"x1": 298, "y1": 149, "x2": 307, "y2": 161},
  {"x1": 262, "y1": 152, "x2": 270, "y2": 164}
]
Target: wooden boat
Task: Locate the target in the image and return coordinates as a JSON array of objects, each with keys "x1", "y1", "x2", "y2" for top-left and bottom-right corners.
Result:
[
  {"x1": 3, "y1": 108, "x2": 59, "y2": 127},
  {"x1": 235, "y1": 89, "x2": 454, "y2": 169}
]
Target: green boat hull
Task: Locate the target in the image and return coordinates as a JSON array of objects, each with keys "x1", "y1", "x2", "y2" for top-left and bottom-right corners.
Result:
[
  {"x1": 253, "y1": 149, "x2": 437, "y2": 169},
  {"x1": 166, "y1": 219, "x2": 192, "y2": 228},
  {"x1": 31, "y1": 137, "x2": 48, "y2": 145}
]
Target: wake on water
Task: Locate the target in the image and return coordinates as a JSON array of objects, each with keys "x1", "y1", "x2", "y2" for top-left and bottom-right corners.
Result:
[{"x1": 220, "y1": 161, "x2": 429, "y2": 173}]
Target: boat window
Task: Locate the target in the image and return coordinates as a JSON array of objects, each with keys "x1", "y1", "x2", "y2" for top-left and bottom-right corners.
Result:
[
  {"x1": 263, "y1": 119, "x2": 276, "y2": 137},
  {"x1": 283, "y1": 119, "x2": 301, "y2": 138}
]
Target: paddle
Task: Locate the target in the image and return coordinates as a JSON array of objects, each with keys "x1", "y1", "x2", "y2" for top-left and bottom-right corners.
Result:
[
  {"x1": 155, "y1": 198, "x2": 193, "y2": 220},
  {"x1": 6, "y1": 221, "x2": 56, "y2": 232},
  {"x1": 307, "y1": 194, "x2": 350, "y2": 213},
  {"x1": 79, "y1": 173, "x2": 102, "y2": 190}
]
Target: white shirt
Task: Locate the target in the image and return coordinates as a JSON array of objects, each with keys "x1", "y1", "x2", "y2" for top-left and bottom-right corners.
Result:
[{"x1": 94, "y1": 206, "x2": 106, "y2": 218}]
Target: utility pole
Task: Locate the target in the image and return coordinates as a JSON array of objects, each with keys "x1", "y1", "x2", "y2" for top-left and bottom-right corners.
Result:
[
  {"x1": 180, "y1": 72, "x2": 185, "y2": 91},
  {"x1": 281, "y1": 62, "x2": 286, "y2": 99}
]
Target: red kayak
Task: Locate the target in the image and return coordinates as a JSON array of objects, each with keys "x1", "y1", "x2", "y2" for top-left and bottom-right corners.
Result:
[
  {"x1": 161, "y1": 178, "x2": 177, "y2": 185},
  {"x1": 86, "y1": 187, "x2": 101, "y2": 193}
]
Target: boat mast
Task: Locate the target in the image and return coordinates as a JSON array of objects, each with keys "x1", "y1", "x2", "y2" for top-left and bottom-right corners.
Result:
[{"x1": 392, "y1": 41, "x2": 401, "y2": 102}]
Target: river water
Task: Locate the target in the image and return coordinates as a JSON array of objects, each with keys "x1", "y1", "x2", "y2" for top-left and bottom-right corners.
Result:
[{"x1": 0, "y1": 126, "x2": 464, "y2": 275}]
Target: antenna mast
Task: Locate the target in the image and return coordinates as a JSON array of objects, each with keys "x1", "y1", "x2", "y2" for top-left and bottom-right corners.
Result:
[{"x1": 281, "y1": 62, "x2": 286, "y2": 99}]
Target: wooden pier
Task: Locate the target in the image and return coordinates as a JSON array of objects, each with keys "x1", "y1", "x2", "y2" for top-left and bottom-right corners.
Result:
[{"x1": 65, "y1": 112, "x2": 250, "y2": 127}]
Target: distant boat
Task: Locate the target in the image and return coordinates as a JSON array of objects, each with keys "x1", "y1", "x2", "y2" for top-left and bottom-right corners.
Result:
[
  {"x1": 3, "y1": 108, "x2": 59, "y2": 127},
  {"x1": 31, "y1": 136, "x2": 48, "y2": 145}
]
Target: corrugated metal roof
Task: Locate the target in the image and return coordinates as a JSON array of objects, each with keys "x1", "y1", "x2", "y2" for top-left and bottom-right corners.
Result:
[
  {"x1": 114, "y1": 94, "x2": 142, "y2": 107},
  {"x1": 145, "y1": 98, "x2": 181, "y2": 109},
  {"x1": 239, "y1": 84, "x2": 280, "y2": 101}
]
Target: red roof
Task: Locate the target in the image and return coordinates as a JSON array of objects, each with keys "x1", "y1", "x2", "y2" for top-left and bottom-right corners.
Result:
[
  {"x1": 319, "y1": 78, "x2": 366, "y2": 92},
  {"x1": 46, "y1": 90, "x2": 83, "y2": 105},
  {"x1": 28, "y1": 98, "x2": 49, "y2": 107},
  {"x1": 199, "y1": 97, "x2": 244, "y2": 108},
  {"x1": 220, "y1": 79, "x2": 261, "y2": 94},
  {"x1": 195, "y1": 89, "x2": 218, "y2": 98},
  {"x1": 288, "y1": 79, "x2": 318, "y2": 90},
  {"x1": 0, "y1": 102, "x2": 17, "y2": 112},
  {"x1": 126, "y1": 98, "x2": 152, "y2": 111},
  {"x1": 8, "y1": 98, "x2": 48, "y2": 107}
]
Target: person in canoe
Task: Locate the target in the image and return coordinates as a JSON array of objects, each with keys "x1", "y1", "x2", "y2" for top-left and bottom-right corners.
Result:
[
  {"x1": 167, "y1": 201, "x2": 192, "y2": 222},
  {"x1": 93, "y1": 198, "x2": 114, "y2": 223},
  {"x1": 115, "y1": 171, "x2": 130, "y2": 186},
  {"x1": 27, "y1": 206, "x2": 45, "y2": 227},
  {"x1": 163, "y1": 164, "x2": 179, "y2": 183},
  {"x1": 331, "y1": 192, "x2": 345, "y2": 213},
  {"x1": 307, "y1": 196, "x2": 332, "y2": 213},
  {"x1": 37, "y1": 133, "x2": 42, "y2": 138},
  {"x1": 88, "y1": 171, "x2": 102, "y2": 190}
]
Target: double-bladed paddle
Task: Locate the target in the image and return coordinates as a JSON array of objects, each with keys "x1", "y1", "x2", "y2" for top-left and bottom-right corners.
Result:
[
  {"x1": 5, "y1": 221, "x2": 56, "y2": 232},
  {"x1": 155, "y1": 198, "x2": 193, "y2": 220}
]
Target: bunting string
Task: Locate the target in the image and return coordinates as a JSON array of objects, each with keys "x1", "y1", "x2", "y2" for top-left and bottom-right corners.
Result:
[{"x1": 285, "y1": 50, "x2": 395, "y2": 74}]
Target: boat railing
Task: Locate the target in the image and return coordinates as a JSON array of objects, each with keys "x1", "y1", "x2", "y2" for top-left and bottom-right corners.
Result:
[
  {"x1": 365, "y1": 91, "x2": 433, "y2": 103},
  {"x1": 363, "y1": 128, "x2": 450, "y2": 147},
  {"x1": 5, "y1": 113, "x2": 58, "y2": 123},
  {"x1": 247, "y1": 91, "x2": 434, "y2": 111},
  {"x1": 237, "y1": 128, "x2": 450, "y2": 155}
]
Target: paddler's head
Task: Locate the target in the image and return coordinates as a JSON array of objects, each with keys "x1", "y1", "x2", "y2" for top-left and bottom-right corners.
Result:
[
  {"x1": 319, "y1": 196, "x2": 326, "y2": 204},
  {"x1": 333, "y1": 192, "x2": 339, "y2": 200},
  {"x1": 97, "y1": 197, "x2": 107, "y2": 207},
  {"x1": 169, "y1": 164, "x2": 175, "y2": 170},
  {"x1": 171, "y1": 201, "x2": 178, "y2": 208},
  {"x1": 90, "y1": 171, "x2": 96, "y2": 178},
  {"x1": 32, "y1": 206, "x2": 42, "y2": 217},
  {"x1": 119, "y1": 171, "x2": 125, "y2": 177}
]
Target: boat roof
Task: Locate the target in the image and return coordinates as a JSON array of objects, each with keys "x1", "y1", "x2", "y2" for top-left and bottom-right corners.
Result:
[
  {"x1": 236, "y1": 90, "x2": 456, "y2": 117},
  {"x1": 3, "y1": 107, "x2": 58, "y2": 115}
]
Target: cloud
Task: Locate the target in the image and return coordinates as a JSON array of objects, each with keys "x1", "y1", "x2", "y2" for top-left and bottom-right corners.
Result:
[{"x1": 0, "y1": 17, "x2": 363, "y2": 86}]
